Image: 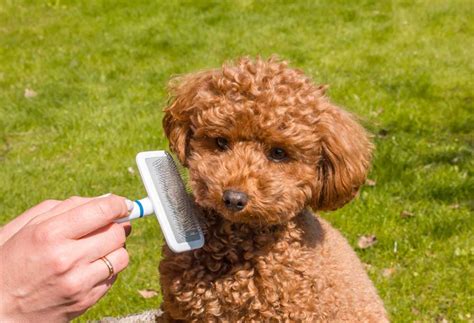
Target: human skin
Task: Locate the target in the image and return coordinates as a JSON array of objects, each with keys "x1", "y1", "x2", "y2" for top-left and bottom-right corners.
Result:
[{"x1": 0, "y1": 194, "x2": 132, "y2": 322}]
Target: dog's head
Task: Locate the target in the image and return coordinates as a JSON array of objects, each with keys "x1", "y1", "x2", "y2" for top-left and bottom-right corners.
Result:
[{"x1": 163, "y1": 57, "x2": 372, "y2": 225}]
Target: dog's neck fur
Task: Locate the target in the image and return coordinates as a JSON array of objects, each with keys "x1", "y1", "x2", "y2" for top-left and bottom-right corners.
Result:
[
  {"x1": 195, "y1": 207, "x2": 320, "y2": 263},
  {"x1": 199, "y1": 207, "x2": 298, "y2": 237},
  {"x1": 203, "y1": 207, "x2": 290, "y2": 227}
]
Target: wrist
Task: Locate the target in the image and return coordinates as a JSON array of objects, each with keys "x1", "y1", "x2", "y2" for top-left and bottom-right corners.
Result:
[
  {"x1": 0, "y1": 293, "x2": 16, "y2": 322},
  {"x1": 0, "y1": 226, "x2": 6, "y2": 246},
  {"x1": 0, "y1": 290, "x2": 22, "y2": 322},
  {"x1": 0, "y1": 255, "x2": 20, "y2": 322}
]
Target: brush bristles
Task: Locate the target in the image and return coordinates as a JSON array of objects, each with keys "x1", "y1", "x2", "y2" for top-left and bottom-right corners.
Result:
[{"x1": 146, "y1": 154, "x2": 202, "y2": 243}]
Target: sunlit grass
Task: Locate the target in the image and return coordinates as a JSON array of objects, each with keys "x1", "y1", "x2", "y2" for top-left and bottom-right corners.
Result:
[{"x1": 0, "y1": 0, "x2": 472, "y2": 321}]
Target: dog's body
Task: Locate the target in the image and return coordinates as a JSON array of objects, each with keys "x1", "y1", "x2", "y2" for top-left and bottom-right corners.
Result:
[
  {"x1": 160, "y1": 57, "x2": 388, "y2": 322},
  {"x1": 160, "y1": 209, "x2": 386, "y2": 322}
]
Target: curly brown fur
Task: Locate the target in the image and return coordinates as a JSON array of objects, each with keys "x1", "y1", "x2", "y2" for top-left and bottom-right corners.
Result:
[{"x1": 160, "y1": 57, "x2": 388, "y2": 322}]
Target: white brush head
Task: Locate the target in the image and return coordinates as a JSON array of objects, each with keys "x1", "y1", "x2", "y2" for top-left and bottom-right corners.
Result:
[{"x1": 136, "y1": 151, "x2": 204, "y2": 253}]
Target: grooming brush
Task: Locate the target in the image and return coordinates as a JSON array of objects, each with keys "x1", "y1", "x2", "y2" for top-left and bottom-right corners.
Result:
[{"x1": 115, "y1": 151, "x2": 204, "y2": 253}]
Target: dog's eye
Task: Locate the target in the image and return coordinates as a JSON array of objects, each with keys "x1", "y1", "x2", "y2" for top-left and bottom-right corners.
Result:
[
  {"x1": 215, "y1": 137, "x2": 229, "y2": 151},
  {"x1": 269, "y1": 147, "x2": 288, "y2": 162}
]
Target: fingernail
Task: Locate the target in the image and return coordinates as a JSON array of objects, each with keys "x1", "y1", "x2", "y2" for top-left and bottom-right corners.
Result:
[
  {"x1": 98, "y1": 193, "x2": 112, "y2": 198},
  {"x1": 125, "y1": 199, "x2": 134, "y2": 212}
]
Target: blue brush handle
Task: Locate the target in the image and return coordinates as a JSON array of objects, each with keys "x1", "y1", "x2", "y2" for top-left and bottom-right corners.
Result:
[{"x1": 115, "y1": 197, "x2": 153, "y2": 223}]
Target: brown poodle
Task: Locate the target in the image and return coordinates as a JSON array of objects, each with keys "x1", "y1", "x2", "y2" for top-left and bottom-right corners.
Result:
[{"x1": 159, "y1": 57, "x2": 388, "y2": 322}]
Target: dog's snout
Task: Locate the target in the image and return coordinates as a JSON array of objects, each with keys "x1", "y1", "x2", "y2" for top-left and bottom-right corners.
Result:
[{"x1": 223, "y1": 190, "x2": 248, "y2": 212}]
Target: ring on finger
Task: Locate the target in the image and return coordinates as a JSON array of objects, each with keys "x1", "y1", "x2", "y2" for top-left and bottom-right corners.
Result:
[{"x1": 100, "y1": 256, "x2": 114, "y2": 280}]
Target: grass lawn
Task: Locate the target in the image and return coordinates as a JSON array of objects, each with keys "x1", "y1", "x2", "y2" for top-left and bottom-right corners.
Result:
[{"x1": 1, "y1": 0, "x2": 472, "y2": 321}]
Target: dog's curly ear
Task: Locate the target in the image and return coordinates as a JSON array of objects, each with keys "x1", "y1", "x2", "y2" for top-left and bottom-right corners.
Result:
[
  {"x1": 312, "y1": 105, "x2": 373, "y2": 211},
  {"x1": 163, "y1": 71, "x2": 215, "y2": 166}
]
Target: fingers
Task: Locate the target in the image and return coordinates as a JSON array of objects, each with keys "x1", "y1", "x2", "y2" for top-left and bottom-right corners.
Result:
[
  {"x1": 85, "y1": 276, "x2": 117, "y2": 308},
  {"x1": 65, "y1": 246, "x2": 129, "y2": 319},
  {"x1": 0, "y1": 199, "x2": 61, "y2": 245},
  {"x1": 77, "y1": 223, "x2": 127, "y2": 262},
  {"x1": 23, "y1": 199, "x2": 62, "y2": 219},
  {"x1": 121, "y1": 221, "x2": 132, "y2": 237},
  {"x1": 47, "y1": 195, "x2": 131, "y2": 239},
  {"x1": 66, "y1": 276, "x2": 117, "y2": 321},
  {"x1": 29, "y1": 196, "x2": 95, "y2": 225},
  {"x1": 84, "y1": 247, "x2": 129, "y2": 286}
]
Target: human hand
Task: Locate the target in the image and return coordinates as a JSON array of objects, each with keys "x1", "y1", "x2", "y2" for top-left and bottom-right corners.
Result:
[{"x1": 0, "y1": 194, "x2": 132, "y2": 322}]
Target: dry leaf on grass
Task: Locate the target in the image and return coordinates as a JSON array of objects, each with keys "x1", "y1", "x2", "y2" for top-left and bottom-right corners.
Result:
[
  {"x1": 357, "y1": 235, "x2": 377, "y2": 249},
  {"x1": 378, "y1": 129, "x2": 389, "y2": 138},
  {"x1": 448, "y1": 203, "x2": 460, "y2": 209},
  {"x1": 24, "y1": 88, "x2": 37, "y2": 98},
  {"x1": 138, "y1": 289, "x2": 158, "y2": 299},
  {"x1": 436, "y1": 315, "x2": 448, "y2": 323},
  {"x1": 370, "y1": 108, "x2": 384, "y2": 117},
  {"x1": 411, "y1": 307, "x2": 420, "y2": 315},
  {"x1": 400, "y1": 210, "x2": 414, "y2": 218},
  {"x1": 382, "y1": 267, "x2": 396, "y2": 278},
  {"x1": 362, "y1": 263, "x2": 373, "y2": 272},
  {"x1": 127, "y1": 166, "x2": 135, "y2": 174},
  {"x1": 365, "y1": 179, "x2": 376, "y2": 187}
]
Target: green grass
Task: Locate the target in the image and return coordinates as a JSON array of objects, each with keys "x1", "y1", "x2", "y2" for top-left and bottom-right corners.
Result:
[{"x1": 1, "y1": 0, "x2": 472, "y2": 321}]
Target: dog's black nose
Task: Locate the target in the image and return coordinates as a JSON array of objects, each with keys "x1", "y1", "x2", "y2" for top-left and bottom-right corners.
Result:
[{"x1": 222, "y1": 190, "x2": 248, "y2": 212}]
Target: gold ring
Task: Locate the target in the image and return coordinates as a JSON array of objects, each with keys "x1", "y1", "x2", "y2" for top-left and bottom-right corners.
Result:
[{"x1": 100, "y1": 256, "x2": 114, "y2": 280}]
